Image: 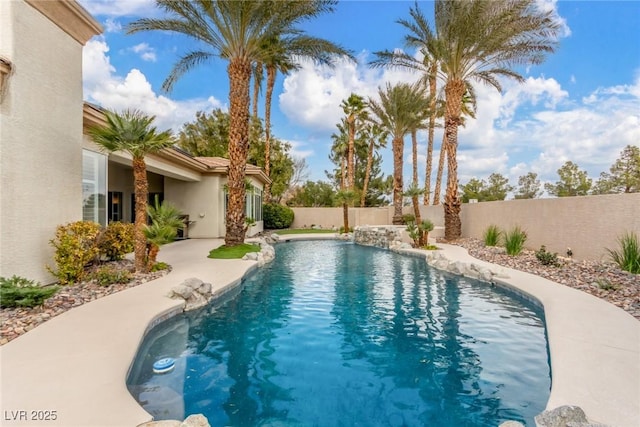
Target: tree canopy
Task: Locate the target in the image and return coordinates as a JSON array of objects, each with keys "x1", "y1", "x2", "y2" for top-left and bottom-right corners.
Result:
[{"x1": 545, "y1": 161, "x2": 592, "y2": 197}]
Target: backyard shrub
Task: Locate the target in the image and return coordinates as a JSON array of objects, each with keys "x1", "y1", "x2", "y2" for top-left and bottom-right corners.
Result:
[
  {"x1": 264, "y1": 203, "x2": 294, "y2": 229},
  {"x1": 92, "y1": 266, "x2": 132, "y2": 286},
  {"x1": 483, "y1": 225, "x2": 501, "y2": 247},
  {"x1": 99, "y1": 222, "x2": 135, "y2": 261},
  {"x1": 535, "y1": 245, "x2": 560, "y2": 267},
  {"x1": 607, "y1": 232, "x2": 640, "y2": 274},
  {"x1": 402, "y1": 214, "x2": 415, "y2": 225},
  {"x1": 150, "y1": 262, "x2": 170, "y2": 272},
  {"x1": 0, "y1": 276, "x2": 59, "y2": 308},
  {"x1": 48, "y1": 221, "x2": 102, "y2": 285},
  {"x1": 503, "y1": 226, "x2": 527, "y2": 256}
]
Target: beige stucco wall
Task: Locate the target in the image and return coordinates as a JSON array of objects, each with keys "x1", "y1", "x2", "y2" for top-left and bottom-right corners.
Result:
[
  {"x1": 0, "y1": 1, "x2": 86, "y2": 283},
  {"x1": 291, "y1": 193, "x2": 639, "y2": 261},
  {"x1": 461, "y1": 193, "x2": 640, "y2": 261},
  {"x1": 291, "y1": 205, "x2": 443, "y2": 230},
  {"x1": 165, "y1": 175, "x2": 224, "y2": 238}
]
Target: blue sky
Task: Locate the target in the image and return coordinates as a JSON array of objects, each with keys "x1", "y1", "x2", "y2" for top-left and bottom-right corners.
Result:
[{"x1": 79, "y1": 0, "x2": 640, "y2": 193}]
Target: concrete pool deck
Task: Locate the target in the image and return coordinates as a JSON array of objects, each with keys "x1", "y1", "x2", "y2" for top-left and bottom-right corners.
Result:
[{"x1": 0, "y1": 236, "x2": 638, "y2": 426}]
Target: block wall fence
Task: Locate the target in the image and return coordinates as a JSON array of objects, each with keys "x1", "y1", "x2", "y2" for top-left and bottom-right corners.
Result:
[{"x1": 290, "y1": 192, "x2": 640, "y2": 261}]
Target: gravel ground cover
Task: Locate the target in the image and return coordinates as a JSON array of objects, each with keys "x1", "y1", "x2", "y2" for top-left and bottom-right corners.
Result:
[
  {"x1": 0, "y1": 260, "x2": 169, "y2": 345},
  {"x1": 451, "y1": 238, "x2": 639, "y2": 321},
  {"x1": 1, "y1": 240, "x2": 638, "y2": 346}
]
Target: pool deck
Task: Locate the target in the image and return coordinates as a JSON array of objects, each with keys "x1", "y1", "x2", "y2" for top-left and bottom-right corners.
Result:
[{"x1": 0, "y1": 236, "x2": 638, "y2": 427}]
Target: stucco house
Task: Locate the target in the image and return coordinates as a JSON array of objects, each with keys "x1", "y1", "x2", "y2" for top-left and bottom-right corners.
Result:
[{"x1": 1, "y1": 0, "x2": 268, "y2": 285}]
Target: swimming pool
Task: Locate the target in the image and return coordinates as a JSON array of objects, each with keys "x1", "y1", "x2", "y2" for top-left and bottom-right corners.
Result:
[{"x1": 127, "y1": 240, "x2": 550, "y2": 426}]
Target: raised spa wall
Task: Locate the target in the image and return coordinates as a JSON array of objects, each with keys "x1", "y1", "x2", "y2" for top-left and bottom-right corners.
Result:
[{"x1": 354, "y1": 225, "x2": 510, "y2": 286}]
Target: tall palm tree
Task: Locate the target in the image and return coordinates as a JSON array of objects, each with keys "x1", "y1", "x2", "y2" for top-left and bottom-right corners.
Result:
[
  {"x1": 432, "y1": 91, "x2": 476, "y2": 205},
  {"x1": 127, "y1": 0, "x2": 340, "y2": 246},
  {"x1": 404, "y1": 0, "x2": 559, "y2": 239},
  {"x1": 252, "y1": 61, "x2": 263, "y2": 119},
  {"x1": 88, "y1": 109, "x2": 174, "y2": 273},
  {"x1": 360, "y1": 122, "x2": 388, "y2": 207},
  {"x1": 371, "y1": 47, "x2": 439, "y2": 206},
  {"x1": 260, "y1": 32, "x2": 352, "y2": 202},
  {"x1": 340, "y1": 93, "x2": 368, "y2": 192},
  {"x1": 368, "y1": 82, "x2": 426, "y2": 224}
]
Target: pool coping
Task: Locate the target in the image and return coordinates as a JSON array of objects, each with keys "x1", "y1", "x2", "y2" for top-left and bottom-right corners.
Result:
[{"x1": 0, "y1": 236, "x2": 638, "y2": 426}]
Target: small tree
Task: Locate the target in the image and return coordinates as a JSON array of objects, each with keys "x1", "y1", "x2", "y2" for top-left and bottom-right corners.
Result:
[
  {"x1": 484, "y1": 173, "x2": 514, "y2": 201},
  {"x1": 515, "y1": 172, "x2": 542, "y2": 199},
  {"x1": 88, "y1": 109, "x2": 174, "y2": 272},
  {"x1": 544, "y1": 161, "x2": 592, "y2": 197},
  {"x1": 592, "y1": 145, "x2": 640, "y2": 194},
  {"x1": 144, "y1": 196, "x2": 184, "y2": 269}
]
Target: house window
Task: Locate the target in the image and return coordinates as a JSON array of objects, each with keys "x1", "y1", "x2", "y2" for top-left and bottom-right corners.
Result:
[
  {"x1": 108, "y1": 191, "x2": 123, "y2": 222},
  {"x1": 224, "y1": 184, "x2": 263, "y2": 222},
  {"x1": 82, "y1": 149, "x2": 107, "y2": 226}
]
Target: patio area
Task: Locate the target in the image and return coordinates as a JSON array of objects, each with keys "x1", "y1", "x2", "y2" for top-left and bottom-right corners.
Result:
[{"x1": 0, "y1": 236, "x2": 638, "y2": 426}]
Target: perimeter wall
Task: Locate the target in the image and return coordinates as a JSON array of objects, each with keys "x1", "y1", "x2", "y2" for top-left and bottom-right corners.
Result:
[{"x1": 290, "y1": 193, "x2": 640, "y2": 261}]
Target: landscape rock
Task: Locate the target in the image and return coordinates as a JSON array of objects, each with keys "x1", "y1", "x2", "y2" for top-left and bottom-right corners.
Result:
[
  {"x1": 181, "y1": 414, "x2": 211, "y2": 427},
  {"x1": 168, "y1": 278, "x2": 214, "y2": 312},
  {"x1": 169, "y1": 285, "x2": 194, "y2": 299},
  {"x1": 534, "y1": 405, "x2": 589, "y2": 427}
]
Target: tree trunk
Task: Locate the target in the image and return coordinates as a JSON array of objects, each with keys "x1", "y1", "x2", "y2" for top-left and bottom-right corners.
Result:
[
  {"x1": 147, "y1": 243, "x2": 160, "y2": 270},
  {"x1": 347, "y1": 117, "x2": 356, "y2": 191},
  {"x1": 411, "y1": 129, "x2": 418, "y2": 187},
  {"x1": 392, "y1": 135, "x2": 404, "y2": 224},
  {"x1": 252, "y1": 62, "x2": 262, "y2": 119},
  {"x1": 264, "y1": 65, "x2": 276, "y2": 202},
  {"x1": 342, "y1": 202, "x2": 349, "y2": 233},
  {"x1": 433, "y1": 133, "x2": 447, "y2": 206},
  {"x1": 132, "y1": 156, "x2": 149, "y2": 273},
  {"x1": 424, "y1": 65, "x2": 437, "y2": 205},
  {"x1": 443, "y1": 79, "x2": 465, "y2": 240},
  {"x1": 225, "y1": 58, "x2": 252, "y2": 246},
  {"x1": 360, "y1": 137, "x2": 375, "y2": 207}
]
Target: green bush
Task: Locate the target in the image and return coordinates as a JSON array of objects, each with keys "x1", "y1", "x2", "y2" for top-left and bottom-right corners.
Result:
[
  {"x1": 92, "y1": 266, "x2": 132, "y2": 286},
  {"x1": 483, "y1": 225, "x2": 501, "y2": 247},
  {"x1": 150, "y1": 262, "x2": 170, "y2": 272},
  {"x1": 264, "y1": 203, "x2": 294, "y2": 229},
  {"x1": 535, "y1": 245, "x2": 560, "y2": 267},
  {"x1": 48, "y1": 221, "x2": 102, "y2": 285},
  {"x1": 99, "y1": 222, "x2": 135, "y2": 261},
  {"x1": 0, "y1": 276, "x2": 59, "y2": 308},
  {"x1": 607, "y1": 232, "x2": 640, "y2": 274},
  {"x1": 402, "y1": 214, "x2": 415, "y2": 225},
  {"x1": 503, "y1": 226, "x2": 527, "y2": 256}
]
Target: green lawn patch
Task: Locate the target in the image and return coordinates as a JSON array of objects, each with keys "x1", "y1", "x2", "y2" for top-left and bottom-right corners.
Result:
[
  {"x1": 208, "y1": 243, "x2": 260, "y2": 259},
  {"x1": 274, "y1": 228, "x2": 336, "y2": 235}
]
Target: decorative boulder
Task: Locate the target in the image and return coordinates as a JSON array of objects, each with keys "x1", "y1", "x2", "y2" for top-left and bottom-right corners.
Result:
[
  {"x1": 534, "y1": 405, "x2": 610, "y2": 427},
  {"x1": 181, "y1": 414, "x2": 210, "y2": 427},
  {"x1": 168, "y1": 278, "x2": 214, "y2": 312}
]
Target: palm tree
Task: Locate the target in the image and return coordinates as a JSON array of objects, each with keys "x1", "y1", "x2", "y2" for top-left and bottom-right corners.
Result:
[
  {"x1": 432, "y1": 91, "x2": 476, "y2": 205},
  {"x1": 368, "y1": 82, "x2": 426, "y2": 224},
  {"x1": 88, "y1": 109, "x2": 174, "y2": 272},
  {"x1": 260, "y1": 32, "x2": 352, "y2": 202},
  {"x1": 371, "y1": 47, "x2": 439, "y2": 206},
  {"x1": 127, "y1": 0, "x2": 341, "y2": 246},
  {"x1": 340, "y1": 93, "x2": 368, "y2": 191},
  {"x1": 403, "y1": 1, "x2": 559, "y2": 239},
  {"x1": 252, "y1": 61, "x2": 263, "y2": 119},
  {"x1": 360, "y1": 122, "x2": 388, "y2": 207},
  {"x1": 145, "y1": 195, "x2": 184, "y2": 269}
]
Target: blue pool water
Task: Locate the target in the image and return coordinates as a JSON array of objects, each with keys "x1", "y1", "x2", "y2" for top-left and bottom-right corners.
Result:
[{"x1": 128, "y1": 240, "x2": 550, "y2": 426}]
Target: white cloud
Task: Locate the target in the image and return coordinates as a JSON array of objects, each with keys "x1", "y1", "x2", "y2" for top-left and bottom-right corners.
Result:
[
  {"x1": 128, "y1": 42, "x2": 157, "y2": 62},
  {"x1": 279, "y1": 52, "x2": 419, "y2": 133},
  {"x1": 103, "y1": 18, "x2": 122, "y2": 33},
  {"x1": 82, "y1": 39, "x2": 224, "y2": 132},
  {"x1": 534, "y1": 0, "x2": 572, "y2": 38},
  {"x1": 78, "y1": 0, "x2": 157, "y2": 17}
]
